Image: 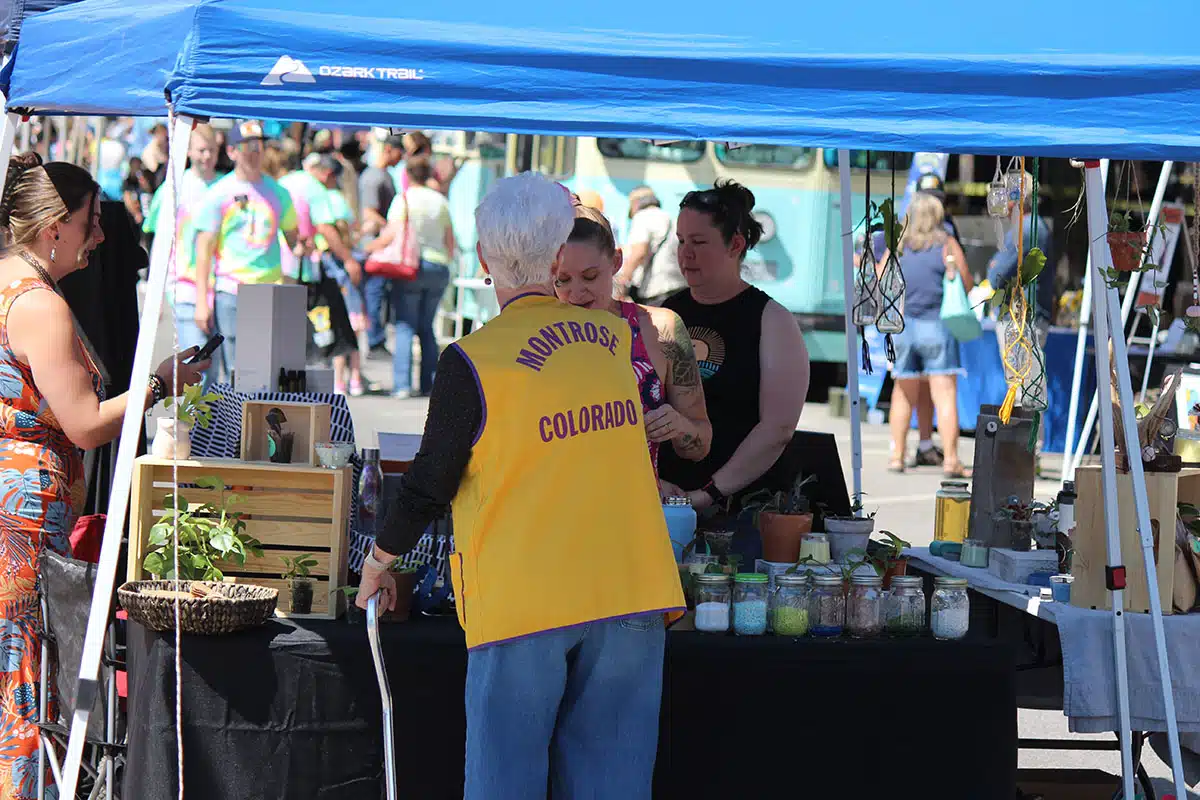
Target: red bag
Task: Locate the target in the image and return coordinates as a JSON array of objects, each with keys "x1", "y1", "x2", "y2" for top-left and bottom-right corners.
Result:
[{"x1": 364, "y1": 190, "x2": 420, "y2": 281}]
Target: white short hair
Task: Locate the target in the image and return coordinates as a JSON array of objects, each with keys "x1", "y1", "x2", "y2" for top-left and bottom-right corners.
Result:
[{"x1": 474, "y1": 172, "x2": 574, "y2": 289}]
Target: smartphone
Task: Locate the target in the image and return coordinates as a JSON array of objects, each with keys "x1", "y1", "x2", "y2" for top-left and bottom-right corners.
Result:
[{"x1": 187, "y1": 334, "x2": 224, "y2": 365}]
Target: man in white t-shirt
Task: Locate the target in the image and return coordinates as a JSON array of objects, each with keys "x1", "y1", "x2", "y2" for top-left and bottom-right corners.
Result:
[{"x1": 615, "y1": 186, "x2": 682, "y2": 306}]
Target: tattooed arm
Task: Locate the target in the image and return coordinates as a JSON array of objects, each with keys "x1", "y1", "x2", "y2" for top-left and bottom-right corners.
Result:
[{"x1": 643, "y1": 306, "x2": 712, "y2": 461}]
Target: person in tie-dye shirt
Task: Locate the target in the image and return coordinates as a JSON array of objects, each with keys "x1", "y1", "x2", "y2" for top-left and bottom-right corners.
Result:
[
  {"x1": 143, "y1": 124, "x2": 224, "y2": 386},
  {"x1": 193, "y1": 121, "x2": 298, "y2": 377}
]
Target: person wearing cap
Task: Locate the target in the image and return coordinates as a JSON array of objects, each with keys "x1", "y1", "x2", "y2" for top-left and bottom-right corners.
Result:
[
  {"x1": 356, "y1": 172, "x2": 682, "y2": 799},
  {"x1": 615, "y1": 186, "x2": 682, "y2": 306},
  {"x1": 359, "y1": 132, "x2": 406, "y2": 359},
  {"x1": 193, "y1": 120, "x2": 299, "y2": 376}
]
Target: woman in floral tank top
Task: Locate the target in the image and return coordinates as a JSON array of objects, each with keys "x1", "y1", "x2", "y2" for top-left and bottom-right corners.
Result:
[{"x1": 553, "y1": 204, "x2": 711, "y2": 483}]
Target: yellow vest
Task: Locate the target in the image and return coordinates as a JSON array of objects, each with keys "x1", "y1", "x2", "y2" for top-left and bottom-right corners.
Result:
[{"x1": 450, "y1": 293, "x2": 684, "y2": 649}]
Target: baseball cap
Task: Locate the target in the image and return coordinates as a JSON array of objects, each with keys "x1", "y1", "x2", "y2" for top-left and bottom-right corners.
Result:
[
  {"x1": 915, "y1": 171, "x2": 946, "y2": 198},
  {"x1": 228, "y1": 120, "x2": 267, "y2": 145},
  {"x1": 303, "y1": 152, "x2": 343, "y2": 176}
]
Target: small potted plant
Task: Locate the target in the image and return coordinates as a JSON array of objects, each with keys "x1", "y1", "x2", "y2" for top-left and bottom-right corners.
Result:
[
  {"x1": 992, "y1": 495, "x2": 1045, "y2": 552},
  {"x1": 153, "y1": 384, "x2": 220, "y2": 459},
  {"x1": 281, "y1": 553, "x2": 319, "y2": 614},
  {"x1": 141, "y1": 476, "x2": 264, "y2": 580},
  {"x1": 742, "y1": 474, "x2": 816, "y2": 563},
  {"x1": 867, "y1": 530, "x2": 911, "y2": 589},
  {"x1": 1106, "y1": 211, "x2": 1148, "y2": 273},
  {"x1": 823, "y1": 492, "x2": 876, "y2": 563}
]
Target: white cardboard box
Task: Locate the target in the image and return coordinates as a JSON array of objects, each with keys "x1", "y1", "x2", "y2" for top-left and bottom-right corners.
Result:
[
  {"x1": 234, "y1": 284, "x2": 309, "y2": 393},
  {"x1": 986, "y1": 548, "x2": 1058, "y2": 585}
]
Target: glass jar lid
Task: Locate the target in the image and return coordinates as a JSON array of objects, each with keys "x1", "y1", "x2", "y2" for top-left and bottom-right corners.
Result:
[
  {"x1": 812, "y1": 575, "x2": 843, "y2": 587},
  {"x1": 889, "y1": 575, "x2": 923, "y2": 589},
  {"x1": 734, "y1": 573, "x2": 768, "y2": 583},
  {"x1": 663, "y1": 496, "x2": 693, "y2": 507},
  {"x1": 776, "y1": 573, "x2": 811, "y2": 586},
  {"x1": 694, "y1": 573, "x2": 731, "y2": 584},
  {"x1": 934, "y1": 576, "x2": 969, "y2": 588},
  {"x1": 850, "y1": 572, "x2": 883, "y2": 586},
  {"x1": 940, "y1": 480, "x2": 970, "y2": 490}
]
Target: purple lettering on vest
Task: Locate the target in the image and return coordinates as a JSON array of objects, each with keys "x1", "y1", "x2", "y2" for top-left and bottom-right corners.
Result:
[
  {"x1": 577, "y1": 407, "x2": 591, "y2": 433},
  {"x1": 553, "y1": 413, "x2": 568, "y2": 439},
  {"x1": 626, "y1": 399, "x2": 638, "y2": 424},
  {"x1": 604, "y1": 403, "x2": 615, "y2": 429},
  {"x1": 567, "y1": 321, "x2": 585, "y2": 342},
  {"x1": 553, "y1": 321, "x2": 570, "y2": 341},
  {"x1": 529, "y1": 336, "x2": 553, "y2": 357},
  {"x1": 608, "y1": 333, "x2": 619, "y2": 355},
  {"x1": 598, "y1": 325, "x2": 610, "y2": 348},
  {"x1": 567, "y1": 408, "x2": 578, "y2": 436},
  {"x1": 539, "y1": 326, "x2": 564, "y2": 350},
  {"x1": 539, "y1": 416, "x2": 553, "y2": 443},
  {"x1": 591, "y1": 404, "x2": 604, "y2": 431},
  {"x1": 583, "y1": 322, "x2": 599, "y2": 343},
  {"x1": 516, "y1": 349, "x2": 546, "y2": 371},
  {"x1": 613, "y1": 400, "x2": 626, "y2": 427}
]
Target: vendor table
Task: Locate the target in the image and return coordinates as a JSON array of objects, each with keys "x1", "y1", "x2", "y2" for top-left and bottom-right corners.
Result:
[{"x1": 124, "y1": 615, "x2": 1016, "y2": 799}]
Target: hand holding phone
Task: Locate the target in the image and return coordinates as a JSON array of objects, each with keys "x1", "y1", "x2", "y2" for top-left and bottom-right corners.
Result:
[{"x1": 187, "y1": 334, "x2": 224, "y2": 365}]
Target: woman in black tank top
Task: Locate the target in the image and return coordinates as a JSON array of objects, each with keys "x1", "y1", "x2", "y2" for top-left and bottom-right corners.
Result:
[{"x1": 657, "y1": 181, "x2": 810, "y2": 512}]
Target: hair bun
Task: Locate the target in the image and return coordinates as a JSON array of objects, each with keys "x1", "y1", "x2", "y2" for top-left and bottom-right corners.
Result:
[{"x1": 0, "y1": 153, "x2": 43, "y2": 228}]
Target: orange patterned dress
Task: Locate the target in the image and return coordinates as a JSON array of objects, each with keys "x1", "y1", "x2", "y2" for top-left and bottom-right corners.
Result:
[{"x1": 0, "y1": 278, "x2": 102, "y2": 800}]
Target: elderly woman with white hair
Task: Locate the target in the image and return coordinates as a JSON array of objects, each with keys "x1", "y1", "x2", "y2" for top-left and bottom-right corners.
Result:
[{"x1": 356, "y1": 173, "x2": 683, "y2": 799}]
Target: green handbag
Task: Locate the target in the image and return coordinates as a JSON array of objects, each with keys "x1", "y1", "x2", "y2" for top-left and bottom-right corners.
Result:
[{"x1": 941, "y1": 271, "x2": 982, "y2": 342}]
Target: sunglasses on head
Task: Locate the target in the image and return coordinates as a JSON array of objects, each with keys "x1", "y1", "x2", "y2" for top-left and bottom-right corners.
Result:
[{"x1": 681, "y1": 188, "x2": 721, "y2": 209}]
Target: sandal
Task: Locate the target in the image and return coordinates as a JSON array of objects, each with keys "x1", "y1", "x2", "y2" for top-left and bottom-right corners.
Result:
[
  {"x1": 943, "y1": 465, "x2": 972, "y2": 479},
  {"x1": 888, "y1": 460, "x2": 906, "y2": 474}
]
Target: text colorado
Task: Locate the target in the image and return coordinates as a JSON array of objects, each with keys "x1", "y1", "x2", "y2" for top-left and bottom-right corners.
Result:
[{"x1": 539, "y1": 399, "x2": 640, "y2": 443}]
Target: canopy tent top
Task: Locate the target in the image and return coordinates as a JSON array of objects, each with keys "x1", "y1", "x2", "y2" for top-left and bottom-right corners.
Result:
[{"x1": 6, "y1": 0, "x2": 1200, "y2": 159}]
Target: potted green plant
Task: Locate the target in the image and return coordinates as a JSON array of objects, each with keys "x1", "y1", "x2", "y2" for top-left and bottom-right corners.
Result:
[
  {"x1": 1106, "y1": 211, "x2": 1148, "y2": 273},
  {"x1": 281, "y1": 553, "x2": 319, "y2": 614},
  {"x1": 992, "y1": 495, "x2": 1044, "y2": 551},
  {"x1": 823, "y1": 492, "x2": 876, "y2": 562},
  {"x1": 867, "y1": 530, "x2": 912, "y2": 589},
  {"x1": 153, "y1": 384, "x2": 221, "y2": 460},
  {"x1": 141, "y1": 476, "x2": 264, "y2": 580},
  {"x1": 742, "y1": 474, "x2": 816, "y2": 563}
]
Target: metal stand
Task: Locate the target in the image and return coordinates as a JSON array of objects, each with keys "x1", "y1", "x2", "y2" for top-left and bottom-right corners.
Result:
[
  {"x1": 367, "y1": 592, "x2": 398, "y2": 800},
  {"x1": 837, "y1": 150, "x2": 863, "y2": 503},
  {"x1": 1080, "y1": 160, "x2": 1187, "y2": 800}
]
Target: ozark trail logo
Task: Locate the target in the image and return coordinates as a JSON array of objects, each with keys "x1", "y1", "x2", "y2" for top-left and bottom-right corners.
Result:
[{"x1": 262, "y1": 56, "x2": 316, "y2": 86}]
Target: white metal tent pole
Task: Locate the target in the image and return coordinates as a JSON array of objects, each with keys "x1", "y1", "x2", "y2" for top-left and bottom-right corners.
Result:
[
  {"x1": 837, "y1": 151, "x2": 863, "y2": 503},
  {"x1": 0, "y1": 110, "x2": 21, "y2": 206},
  {"x1": 1084, "y1": 162, "x2": 1189, "y2": 800},
  {"x1": 1069, "y1": 161, "x2": 1172, "y2": 479},
  {"x1": 59, "y1": 112, "x2": 194, "y2": 799},
  {"x1": 1080, "y1": 162, "x2": 1136, "y2": 800},
  {"x1": 1062, "y1": 159, "x2": 1107, "y2": 484}
]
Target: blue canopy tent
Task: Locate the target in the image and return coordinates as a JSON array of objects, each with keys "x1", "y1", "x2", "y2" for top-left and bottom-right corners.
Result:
[{"x1": 1, "y1": 1, "x2": 1195, "y2": 798}]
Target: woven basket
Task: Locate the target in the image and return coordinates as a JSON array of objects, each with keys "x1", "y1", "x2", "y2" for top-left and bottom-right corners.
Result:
[{"x1": 118, "y1": 581, "x2": 278, "y2": 635}]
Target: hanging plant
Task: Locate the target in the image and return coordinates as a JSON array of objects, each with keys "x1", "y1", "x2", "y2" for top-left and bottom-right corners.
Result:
[{"x1": 874, "y1": 166, "x2": 908, "y2": 362}]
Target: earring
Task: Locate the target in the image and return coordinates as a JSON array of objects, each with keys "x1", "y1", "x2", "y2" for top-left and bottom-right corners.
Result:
[
  {"x1": 50, "y1": 248, "x2": 56, "y2": 263},
  {"x1": 484, "y1": 276, "x2": 492, "y2": 285}
]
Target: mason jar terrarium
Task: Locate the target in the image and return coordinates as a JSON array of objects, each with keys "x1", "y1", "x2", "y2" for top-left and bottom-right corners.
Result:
[
  {"x1": 732, "y1": 573, "x2": 769, "y2": 636},
  {"x1": 884, "y1": 575, "x2": 925, "y2": 637},
  {"x1": 808, "y1": 575, "x2": 844, "y2": 638},
  {"x1": 770, "y1": 573, "x2": 810, "y2": 636},
  {"x1": 931, "y1": 577, "x2": 970, "y2": 641},
  {"x1": 693, "y1": 573, "x2": 731, "y2": 634},
  {"x1": 846, "y1": 572, "x2": 884, "y2": 639}
]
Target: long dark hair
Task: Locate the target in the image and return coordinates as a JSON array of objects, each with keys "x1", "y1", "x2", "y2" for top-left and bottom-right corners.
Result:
[
  {"x1": 679, "y1": 179, "x2": 763, "y2": 261},
  {"x1": 1, "y1": 152, "x2": 99, "y2": 247}
]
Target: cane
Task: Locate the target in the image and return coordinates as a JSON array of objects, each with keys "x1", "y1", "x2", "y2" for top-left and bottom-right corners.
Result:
[{"x1": 367, "y1": 591, "x2": 397, "y2": 800}]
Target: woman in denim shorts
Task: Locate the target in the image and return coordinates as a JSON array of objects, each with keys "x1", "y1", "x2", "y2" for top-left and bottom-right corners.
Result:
[{"x1": 879, "y1": 193, "x2": 973, "y2": 477}]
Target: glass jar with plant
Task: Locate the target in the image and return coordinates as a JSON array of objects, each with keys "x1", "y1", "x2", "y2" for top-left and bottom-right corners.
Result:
[
  {"x1": 742, "y1": 474, "x2": 816, "y2": 564},
  {"x1": 824, "y1": 492, "x2": 876, "y2": 562},
  {"x1": 152, "y1": 384, "x2": 220, "y2": 460},
  {"x1": 281, "y1": 553, "x2": 319, "y2": 614},
  {"x1": 141, "y1": 476, "x2": 264, "y2": 581}
]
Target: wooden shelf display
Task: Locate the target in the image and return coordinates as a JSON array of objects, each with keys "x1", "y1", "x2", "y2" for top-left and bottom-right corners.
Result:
[
  {"x1": 128, "y1": 456, "x2": 352, "y2": 619},
  {"x1": 1072, "y1": 465, "x2": 1200, "y2": 615},
  {"x1": 240, "y1": 401, "x2": 332, "y2": 467}
]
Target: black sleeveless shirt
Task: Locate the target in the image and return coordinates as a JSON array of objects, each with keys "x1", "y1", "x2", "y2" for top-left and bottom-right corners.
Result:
[{"x1": 659, "y1": 285, "x2": 777, "y2": 498}]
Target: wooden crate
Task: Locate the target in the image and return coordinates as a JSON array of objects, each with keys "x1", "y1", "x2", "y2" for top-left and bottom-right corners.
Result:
[
  {"x1": 1071, "y1": 465, "x2": 1199, "y2": 614},
  {"x1": 240, "y1": 401, "x2": 332, "y2": 467},
  {"x1": 128, "y1": 456, "x2": 352, "y2": 619}
]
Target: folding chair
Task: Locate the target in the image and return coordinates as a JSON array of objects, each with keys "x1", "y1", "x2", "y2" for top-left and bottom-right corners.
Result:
[
  {"x1": 38, "y1": 550, "x2": 125, "y2": 800},
  {"x1": 367, "y1": 592, "x2": 397, "y2": 800}
]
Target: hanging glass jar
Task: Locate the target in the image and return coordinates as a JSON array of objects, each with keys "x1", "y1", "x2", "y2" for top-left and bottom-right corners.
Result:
[
  {"x1": 852, "y1": 246, "x2": 879, "y2": 327},
  {"x1": 770, "y1": 573, "x2": 810, "y2": 636},
  {"x1": 1005, "y1": 160, "x2": 1026, "y2": 205},
  {"x1": 884, "y1": 575, "x2": 926, "y2": 637},
  {"x1": 987, "y1": 157, "x2": 1010, "y2": 219},
  {"x1": 846, "y1": 573, "x2": 884, "y2": 639},
  {"x1": 809, "y1": 574, "x2": 845, "y2": 638},
  {"x1": 875, "y1": 254, "x2": 906, "y2": 335}
]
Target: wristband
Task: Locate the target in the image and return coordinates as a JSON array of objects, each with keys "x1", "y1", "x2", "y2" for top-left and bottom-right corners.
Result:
[
  {"x1": 148, "y1": 374, "x2": 168, "y2": 406},
  {"x1": 701, "y1": 480, "x2": 725, "y2": 506}
]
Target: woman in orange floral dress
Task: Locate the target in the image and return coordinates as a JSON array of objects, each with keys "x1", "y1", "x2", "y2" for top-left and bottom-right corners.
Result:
[{"x1": 0, "y1": 153, "x2": 207, "y2": 799}]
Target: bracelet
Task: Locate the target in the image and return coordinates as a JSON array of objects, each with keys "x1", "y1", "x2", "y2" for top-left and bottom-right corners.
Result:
[
  {"x1": 148, "y1": 374, "x2": 168, "y2": 406},
  {"x1": 701, "y1": 479, "x2": 725, "y2": 505}
]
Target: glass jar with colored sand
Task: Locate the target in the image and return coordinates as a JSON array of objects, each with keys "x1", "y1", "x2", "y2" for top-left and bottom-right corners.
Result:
[
  {"x1": 846, "y1": 572, "x2": 884, "y2": 639},
  {"x1": 771, "y1": 573, "x2": 810, "y2": 636},
  {"x1": 931, "y1": 577, "x2": 970, "y2": 641},
  {"x1": 693, "y1": 573, "x2": 731, "y2": 633},
  {"x1": 884, "y1": 575, "x2": 925, "y2": 636},
  {"x1": 732, "y1": 573, "x2": 769, "y2": 635},
  {"x1": 808, "y1": 575, "x2": 845, "y2": 637}
]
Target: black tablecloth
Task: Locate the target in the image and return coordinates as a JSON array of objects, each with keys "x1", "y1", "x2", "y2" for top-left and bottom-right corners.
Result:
[{"x1": 126, "y1": 616, "x2": 1017, "y2": 799}]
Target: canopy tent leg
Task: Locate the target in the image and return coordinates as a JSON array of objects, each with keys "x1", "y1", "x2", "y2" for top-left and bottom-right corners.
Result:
[
  {"x1": 837, "y1": 151, "x2": 863, "y2": 503},
  {"x1": 0, "y1": 111, "x2": 23, "y2": 205},
  {"x1": 58, "y1": 111, "x2": 196, "y2": 800},
  {"x1": 1068, "y1": 160, "x2": 1171, "y2": 478},
  {"x1": 1062, "y1": 159, "x2": 1107, "y2": 484},
  {"x1": 1082, "y1": 161, "x2": 1188, "y2": 800}
]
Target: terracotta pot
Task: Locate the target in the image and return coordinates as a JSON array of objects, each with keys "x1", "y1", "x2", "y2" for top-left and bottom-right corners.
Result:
[
  {"x1": 1107, "y1": 231, "x2": 1146, "y2": 272},
  {"x1": 758, "y1": 512, "x2": 812, "y2": 563},
  {"x1": 381, "y1": 570, "x2": 418, "y2": 623},
  {"x1": 882, "y1": 558, "x2": 908, "y2": 590}
]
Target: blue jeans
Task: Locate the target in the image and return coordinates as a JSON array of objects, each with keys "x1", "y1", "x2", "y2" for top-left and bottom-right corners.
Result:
[
  {"x1": 363, "y1": 273, "x2": 391, "y2": 349},
  {"x1": 464, "y1": 614, "x2": 665, "y2": 800},
  {"x1": 174, "y1": 291, "x2": 237, "y2": 389},
  {"x1": 392, "y1": 261, "x2": 450, "y2": 393}
]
